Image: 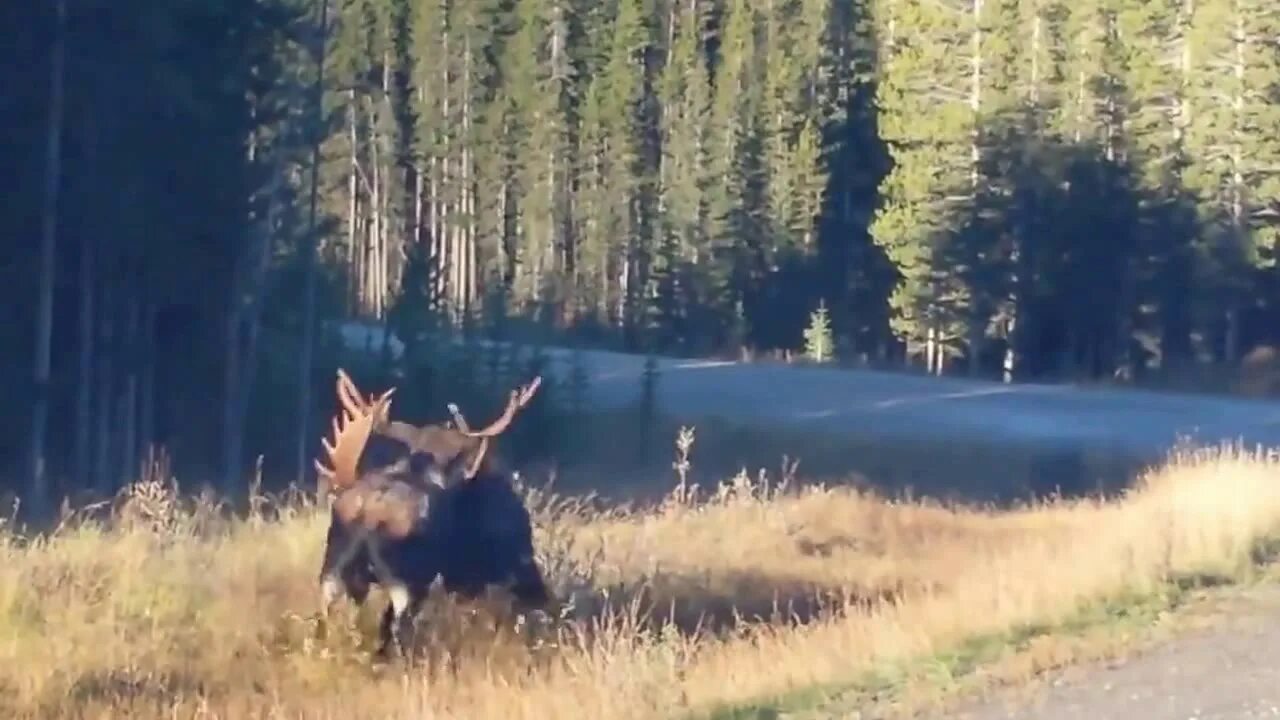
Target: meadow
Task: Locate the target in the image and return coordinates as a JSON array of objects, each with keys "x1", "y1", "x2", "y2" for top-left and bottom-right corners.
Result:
[{"x1": 2, "y1": 431, "x2": 1279, "y2": 720}]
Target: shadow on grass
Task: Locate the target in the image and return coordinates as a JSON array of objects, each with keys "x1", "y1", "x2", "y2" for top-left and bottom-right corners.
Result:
[
  {"x1": 1251, "y1": 536, "x2": 1280, "y2": 566},
  {"x1": 301, "y1": 562, "x2": 915, "y2": 655},
  {"x1": 579, "y1": 567, "x2": 915, "y2": 638},
  {"x1": 548, "y1": 410, "x2": 1152, "y2": 510},
  {"x1": 2, "y1": 668, "x2": 223, "y2": 720},
  {"x1": 264, "y1": 558, "x2": 922, "y2": 691},
  {"x1": 66, "y1": 670, "x2": 211, "y2": 708}
]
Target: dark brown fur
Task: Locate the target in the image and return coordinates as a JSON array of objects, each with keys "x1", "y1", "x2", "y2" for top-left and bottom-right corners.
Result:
[{"x1": 315, "y1": 372, "x2": 550, "y2": 658}]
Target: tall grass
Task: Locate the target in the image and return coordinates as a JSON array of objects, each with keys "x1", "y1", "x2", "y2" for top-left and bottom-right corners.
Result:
[{"x1": 1, "y1": 438, "x2": 1277, "y2": 719}]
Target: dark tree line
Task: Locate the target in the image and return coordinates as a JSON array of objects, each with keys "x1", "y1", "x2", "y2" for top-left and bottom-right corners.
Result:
[
  {"x1": 2, "y1": 0, "x2": 326, "y2": 518},
  {"x1": 4, "y1": 0, "x2": 1280, "y2": 517}
]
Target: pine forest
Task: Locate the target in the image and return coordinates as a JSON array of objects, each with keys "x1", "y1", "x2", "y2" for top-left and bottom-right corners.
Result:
[{"x1": 3, "y1": 0, "x2": 1280, "y2": 514}]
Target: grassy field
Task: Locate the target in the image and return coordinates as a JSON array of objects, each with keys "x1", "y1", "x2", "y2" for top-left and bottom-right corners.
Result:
[{"x1": 1, "y1": 435, "x2": 1278, "y2": 720}]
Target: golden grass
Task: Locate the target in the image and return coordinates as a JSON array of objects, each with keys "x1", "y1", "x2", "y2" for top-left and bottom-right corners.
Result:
[{"x1": 1, "y1": 439, "x2": 1278, "y2": 720}]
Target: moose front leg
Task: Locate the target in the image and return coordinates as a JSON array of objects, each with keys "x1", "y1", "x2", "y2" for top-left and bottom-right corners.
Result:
[
  {"x1": 317, "y1": 524, "x2": 374, "y2": 640},
  {"x1": 375, "y1": 583, "x2": 427, "y2": 660},
  {"x1": 365, "y1": 538, "x2": 427, "y2": 660},
  {"x1": 510, "y1": 553, "x2": 552, "y2": 611}
]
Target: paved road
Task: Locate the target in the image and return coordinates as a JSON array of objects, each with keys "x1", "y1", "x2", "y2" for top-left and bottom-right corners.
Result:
[
  {"x1": 534, "y1": 346, "x2": 1280, "y2": 459},
  {"x1": 339, "y1": 323, "x2": 1280, "y2": 462},
  {"x1": 948, "y1": 585, "x2": 1280, "y2": 720}
]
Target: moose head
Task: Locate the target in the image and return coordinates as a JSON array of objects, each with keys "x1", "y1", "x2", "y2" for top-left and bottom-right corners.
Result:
[{"x1": 315, "y1": 369, "x2": 543, "y2": 498}]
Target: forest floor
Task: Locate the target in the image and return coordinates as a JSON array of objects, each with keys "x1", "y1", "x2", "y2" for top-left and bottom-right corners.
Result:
[{"x1": 2, "y1": 442, "x2": 1279, "y2": 719}]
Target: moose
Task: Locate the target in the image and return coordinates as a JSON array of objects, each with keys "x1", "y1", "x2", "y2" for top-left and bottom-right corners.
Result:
[{"x1": 313, "y1": 368, "x2": 552, "y2": 657}]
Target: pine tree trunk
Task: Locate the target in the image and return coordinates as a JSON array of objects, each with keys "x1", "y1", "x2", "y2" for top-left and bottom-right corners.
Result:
[
  {"x1": 1002, "y1": 316, "x2": 1018, "y2": 383},
  {"x1": 926, "y1": 327, "x2": 936, "y2": 375},
  {"x1": 222, "y1": 187, "x2": 276, "y2": 498},
  {"x1": 378, "y1": 50, "x2": 394, "y2": 318},
  {"x1": 1225, "y1": 307, "x2": 1240, "y2": 364},
  {"x1": 138, "y1": 301, "x2": 155, "y2": 463},
  {"x1": 75, "y1": 224, "x2": 96, "y2": 491},
  {"x1": 94, "y1": 279, "x2": 116, "y2": 497},
  {"x1": 414, "y1": 165, "x2": 424, "y2": 248},
  {"x1": 1225, "y1": 0, "x2": 1244, "y2": 367},
  {"x1": 441, "y1": 29, "x2": 456, "y2": 320},
  {"x1": 119, "y1": 292, "x2": 139, "y2": 486},
  {"x1": 29, "y1": 0, "x2": 67, "y2": 518},
  {"x1": 1004, "y1": 205, "x2": 1025, "y2": 383},
  {"x1": 968, "y1": 318, "x2": 982, "y2": 377},
  {"x1": 499, "y1": 179, "x2": 510, "y2": 285},
  {"x1": 369, "y1": 98, "x2": 383, "y2": 317},
  {"x1": 430, "y1": 155, "x2": 443, "y2": 303},
  {"x1": 238, "y1": 249, "x2": 270, "y2": 473},
  {"x1": 296, "y1": 0, "x2": 329, "y2": 491},
  {"x1": 967, "y1": 0, "x2": 982, "y2": 375},
  {"x1": 114, "y1": 382, "x2": 131, "y2": 488},
  {"x1": 347, "y1": 90, "x2": 360, "y2": 314},
  {"x1": 222, "y1": 290, "x2": 243, "y2": 496},
  {"x1": 463, "y1": 33, "x2": 475, "y2": 313}
]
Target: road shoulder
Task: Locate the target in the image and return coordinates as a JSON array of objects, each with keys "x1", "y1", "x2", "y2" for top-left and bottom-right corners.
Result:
[
  {"x1": 732, "y1": 569, "x2": 1280, "y2": 720},
  {"x1": 939, "y1": 581, "x2": 1280, "y2": 720}
]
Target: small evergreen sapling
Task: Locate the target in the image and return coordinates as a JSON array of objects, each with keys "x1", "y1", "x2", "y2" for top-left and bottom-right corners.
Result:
[{"x1": 803, "y1": 299, "x2": 834, "y2": 363}]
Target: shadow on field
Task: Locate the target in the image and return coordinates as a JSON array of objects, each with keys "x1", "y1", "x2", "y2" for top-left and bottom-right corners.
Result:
[
  {"x1": 255, "y1": 579, "x2": 880, "y2": 689},
  {"x1": 572, "y1": 567, "x2": 916, "y2": 638},
  {"x1": 291, "y1": 562, "x2": 920, "y2": 674},
  {"x1": 547, "y1": 410, "x2": 1152, "y2": 510},
  {"x1": 64, "y1": 670, "x2": 208, "y2": 710}
]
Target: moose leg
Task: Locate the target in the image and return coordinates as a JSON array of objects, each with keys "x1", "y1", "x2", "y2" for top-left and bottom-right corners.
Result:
[
  {"x1": 376, "y1": 584, "x2": 426, "y2": 660},
  {"x1": 320, "y1": 564, "x2": 372, "y2": 624},
  {"x1": 366, "y1": 539, "x2": 420, "y2": 659},
  {"x1": 317, "y1": 525, "x2": 373, "y2": 638},
  {"x1": 510, "y1": 553, "x2": 552, "y2": 611}
]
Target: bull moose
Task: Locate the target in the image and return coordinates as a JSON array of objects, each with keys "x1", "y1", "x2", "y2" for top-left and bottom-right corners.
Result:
[{"x1": 313, "y1": 369, "x2": 551, "y2": 657}]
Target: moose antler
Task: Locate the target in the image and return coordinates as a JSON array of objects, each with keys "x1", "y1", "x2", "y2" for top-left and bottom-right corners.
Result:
[
  {"x1": 335, "y1": 369, "x2": 395, "y2": 422},
  {"x1": 315, "y1": 369, "x2": 397, "y2": 495},
  {"x1": 447, "y1": 376, "x2": 542, "y2": 479}
]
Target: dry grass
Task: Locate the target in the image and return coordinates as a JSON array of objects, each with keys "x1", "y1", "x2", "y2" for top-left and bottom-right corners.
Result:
[{"x1": 1, "y1": 436, "x2": 1279, "y2": 720}]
